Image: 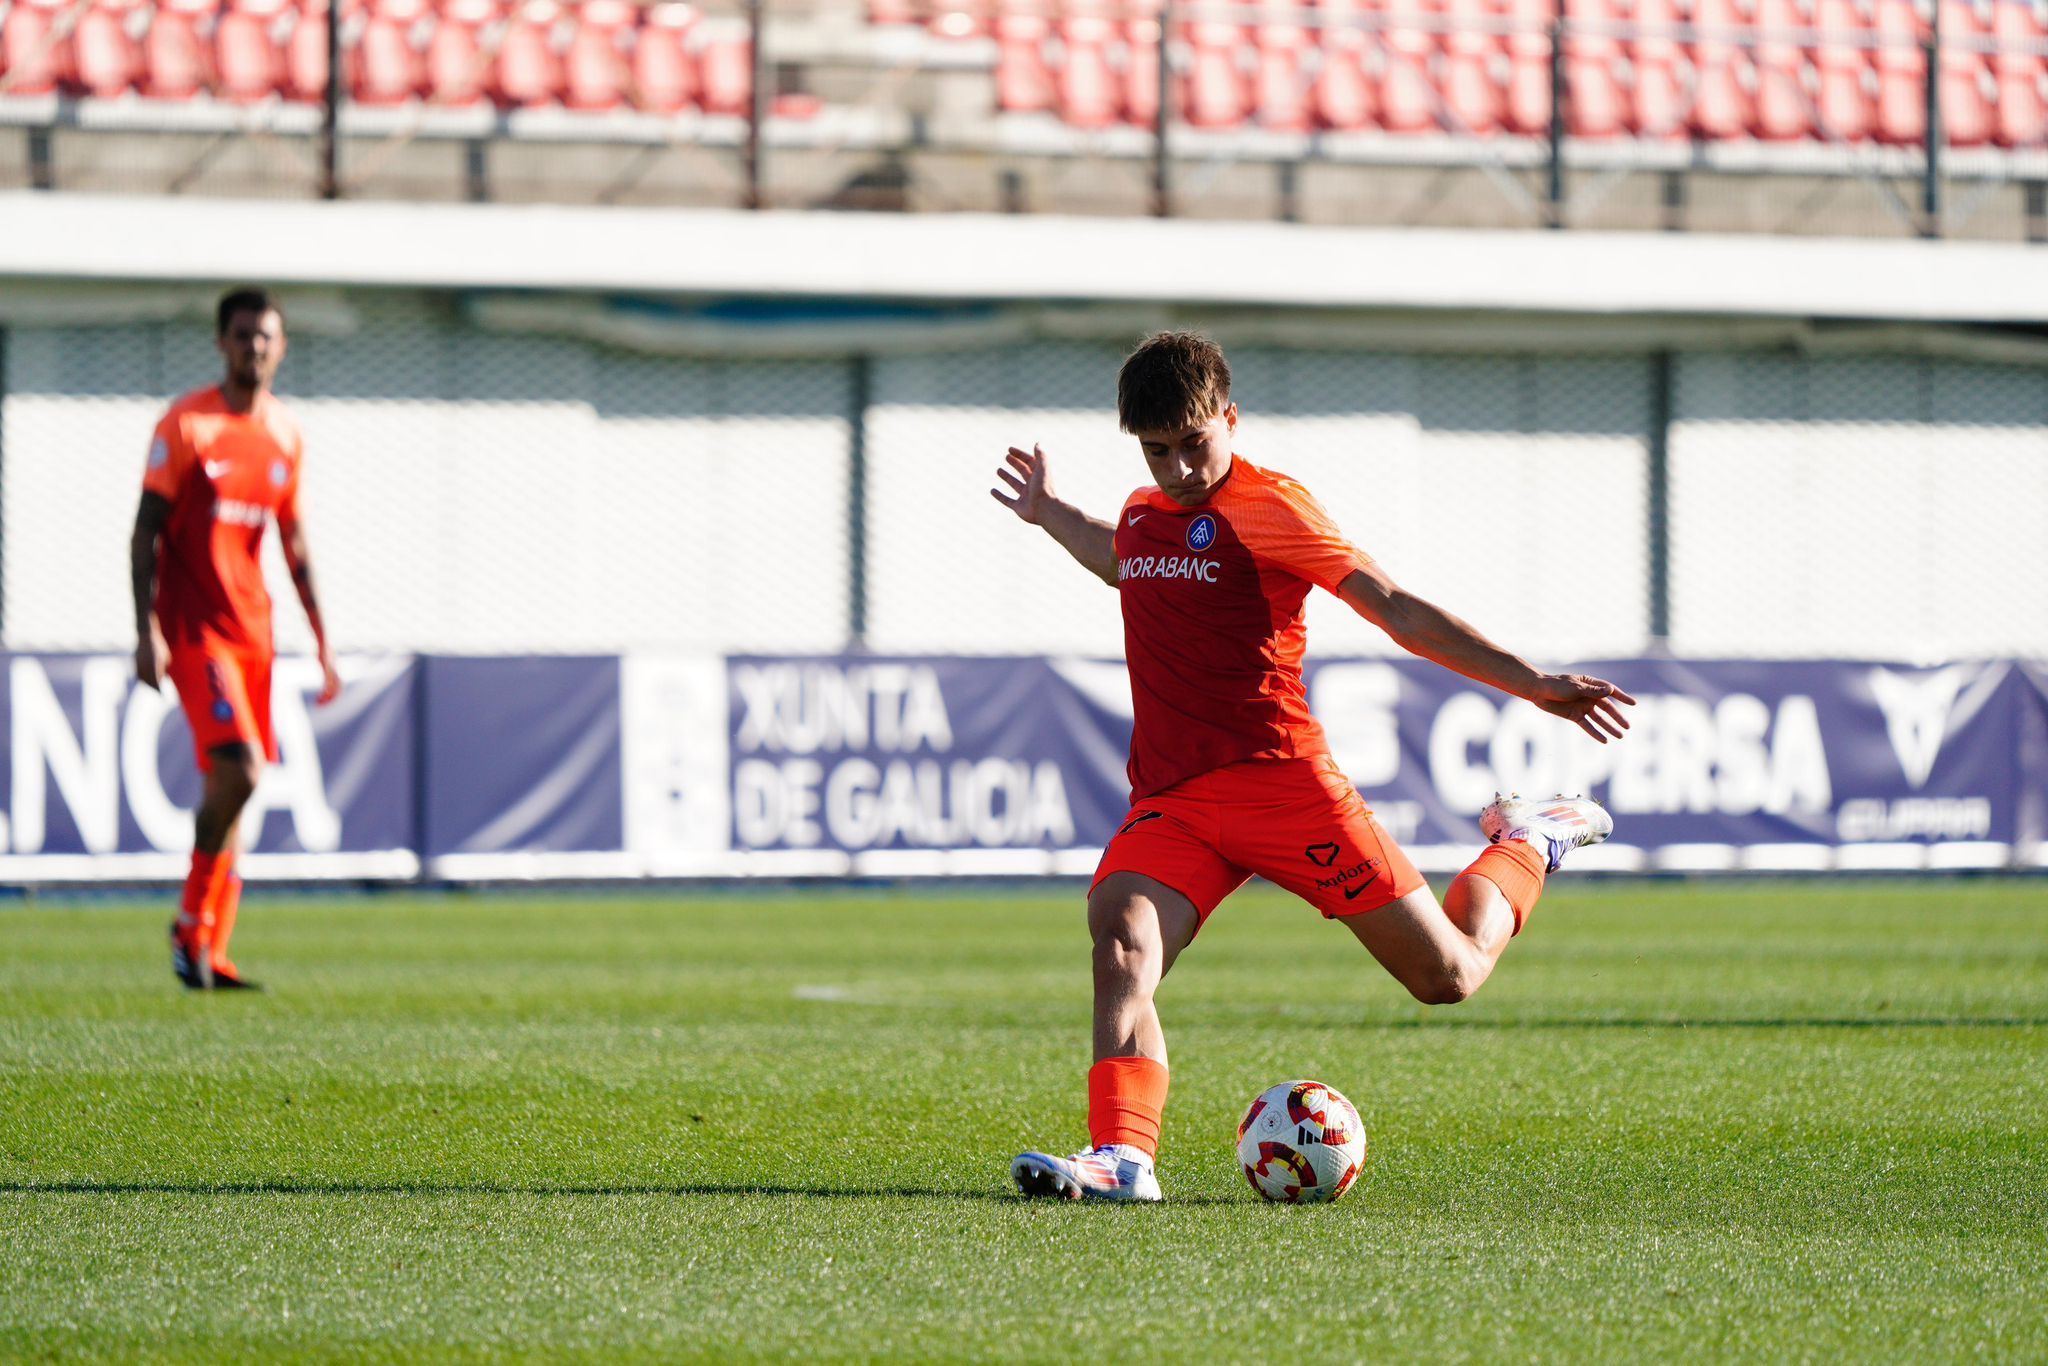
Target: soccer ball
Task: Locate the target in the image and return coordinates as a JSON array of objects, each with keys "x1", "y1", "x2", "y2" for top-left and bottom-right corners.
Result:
[{"x1": 1236, "y1": 1079, "x2": 1367, "y2": 1204}]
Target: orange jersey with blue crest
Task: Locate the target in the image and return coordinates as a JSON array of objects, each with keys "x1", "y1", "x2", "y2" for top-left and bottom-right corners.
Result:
[
  {"x1": 142, "y1": 386, "x2": 305, "y2": 653},
  {"x1": 1114, "y1": 456, "x2": 1372, "y2": 800}
]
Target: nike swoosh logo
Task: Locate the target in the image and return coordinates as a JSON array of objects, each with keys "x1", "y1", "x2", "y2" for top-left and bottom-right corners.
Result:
[
  {"x1": 1127, "y1": 513, "x2": 1146, "y2": 525},
  {"x1": 1343, "y1": 881, "x2": 1375, "y2": 900},
  {"x1": 204, "y1": 461, "x2": 230, "y2": 478}
]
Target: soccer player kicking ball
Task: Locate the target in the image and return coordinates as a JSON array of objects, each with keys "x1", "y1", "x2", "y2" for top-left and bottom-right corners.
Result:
[
  {"x1": 990, "y1": 333, "x2": 1636, "y2": 1202},
  {"x1": 130, "y1": 288, "x2": 342, "y2": 991}
]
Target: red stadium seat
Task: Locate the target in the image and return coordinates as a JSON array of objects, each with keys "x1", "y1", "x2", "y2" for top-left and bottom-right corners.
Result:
[
  {"x1": 145, "y1": 0, "x2": 218, "y2": 99},
  {"x1": 286, "y1": 0, "x2": 364, "y2": 102},
  {"x1": 1812, "y1": 0, "x2": 1874, "y2": 141},
  {"x1": 351, "y1": 0, "x2": 424, "y2": 103},
  {"x1": 630, "y1": 1, "x2": 696, "y2": 112},
  {"x1": 1630, "y1": 0, "x2": 1690, "y2": 137},
  {"x1": 216, "y1": 0, "x2": 289, "y2": 102},
  {"x1": 1502, "y1": 0, "x2": 1552, "y2": 132},
  {"x1": 695, "y1": 18, "x2": 751, "y2": 115},
  {"x1": 1310, "y1": 24, "x2": 1375, "y2": 129},
  {"x1": 562, "y1": 0, "x2": 630, "y2": 109},
  {"x1": 1, "y1": 0, "x2": 75, "y2": 96},
  {"x1": 1937, "y1": 0, "x2": 1992, "y2": 145},
  {"x1": 1441, "y1": 0, "x2": 1505, "y2": 134},
  {"x1": 1565, "y1": 0, "x2": 1628, "y2": 136},
  {"x1": 1057, "y1": 10, "x2": 1121, "y2": 128},
  {"x1": 994, "y1": 8, "x2": 1054, "y2": 112},
  {"x1": 426, "y1": 0, "x2": 495, "y2": 104},
  {"x1": 1872, "y1": 0, "x2": 1925, "y2": 142},
  {"x1": 492, "y1": 0, "x2": 564, "y2": 107},
  {"x1": 1253, "y1": 0, "x2": 1312, "y2": 132},
  {"x1": 1992, "y1": 0, "x2": 2048, "y2": 145},
  {"x1": 283, "y1": 0, "x2": 320, "y2": 99},
  {"x1": 1183, "y1": 19, "x2": 1251, "y2": 128},
  {"x1": 74, "y1": 0, "x2": 147, "y2": 97},
  {"x1": 1752, "y1": 0, "x2": 1814, "y2": 139},
  {"x1": 1122, "y1": 0, "x2": 1161, "y2": 125},
  {"x1": 1691, "y1": 0, "x2": 1757, "y2": 137},
  {"x1": 1378, "y1": 0, "x2": 1438, "y2": 132}
]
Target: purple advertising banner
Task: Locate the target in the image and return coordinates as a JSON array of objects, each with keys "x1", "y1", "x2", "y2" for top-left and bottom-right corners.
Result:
[
  {"x1": 718, "y1": 655, "x2": 1128, "y2": 857},
  {"x1": 1299, "y1": 657, "x2": 2046, "y2": 867},
  {"x1": 687, "y1": 654, "x2": 2048, "y2": 874},
  {"x1": 422, "y1": 656, "x2": 622, "y2": 860},
  {"x1": 0, "y1": 653, "x2": 418, "y2": 878},
  {"x1": 2, "y1": 652, "x2": 2042, "y2": 880}
]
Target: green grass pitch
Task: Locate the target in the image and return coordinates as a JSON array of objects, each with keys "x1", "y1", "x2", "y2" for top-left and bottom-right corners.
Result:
[{"x1": 3, "y1": 880, "x2": 2046, "y2": 1362}]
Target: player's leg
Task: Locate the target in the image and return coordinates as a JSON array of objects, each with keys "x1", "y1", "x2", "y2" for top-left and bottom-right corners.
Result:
[
  {"x1": 1339, "y1": 883, "x2": 1510, "y2": 1005},
  {"x1": 1339, "y1": 794, "x2": 1613, "y2": 1003},
  {"x1": 205, "y1": 816, "x2": 259, "y2": 989},
  {"x1": 169, "y1": 747, "x2": 260, "y2": 989},
  {"x1": 1015, "y1": 873, "x2": 1202, "y2": 1203},
  {"x1": 1228, "y1": 760, "x2": 1606, "y2": 1005},
  {"x1": 164, "y1": 644, "x2": 268, "y2": 990},
  {"x1": 205, "y1": 648, "x2": 275, "y2": 988},
  {"x1": 1014, "y1": 798, "x2": 1244, "y2": 1202},
  {"x1": 1089, "y1": 871, "x2": 1201, "y2": 1063}
]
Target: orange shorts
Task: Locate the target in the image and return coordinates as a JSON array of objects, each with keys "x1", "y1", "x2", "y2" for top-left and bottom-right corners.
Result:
[
  {"x1": 1092, "y1": 756, "x2": 1425, "y2": 927},
  {"x1": 165, "y1": 640, "x2": 275, "y2": 772}
]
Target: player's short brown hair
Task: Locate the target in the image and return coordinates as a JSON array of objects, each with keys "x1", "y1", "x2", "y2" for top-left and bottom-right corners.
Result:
[
  {"x1": 216, "y1": 286, "x2": 284, "y2": 336},
  {"x1": 1117, "y1": 331, "x2": 1232, "y2": 434}
]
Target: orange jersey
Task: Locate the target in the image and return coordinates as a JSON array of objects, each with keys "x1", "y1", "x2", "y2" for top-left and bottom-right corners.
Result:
[
  {"x1": 1114, "y1": 456, "x2": 1372, "y2": 800},
  {"x1": 143, "y1": 386, "x2": 305, "y2": 652}
]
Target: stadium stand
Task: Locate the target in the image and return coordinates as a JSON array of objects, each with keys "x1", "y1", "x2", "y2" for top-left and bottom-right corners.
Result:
[
  {"x1": 3, "y1": 0, "x2": 2047, "y2": 230},
  {"x1": 4, "y1": 0, "x2": 2045, "y2": 138}
]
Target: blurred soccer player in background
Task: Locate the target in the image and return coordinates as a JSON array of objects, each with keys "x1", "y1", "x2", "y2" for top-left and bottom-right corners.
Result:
[
  {"x1": 130, "y1": 288, "x2": 341, "y2": 991},
  {"x1": 991, "y1": 331, "x2": 1636, "y2": 1202}
]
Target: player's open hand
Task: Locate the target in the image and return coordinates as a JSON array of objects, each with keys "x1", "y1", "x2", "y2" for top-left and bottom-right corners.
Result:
[
  {"x1": 316, "y1": 649, "x2": 343, "y2": 705},
  {"x1": 1529, "y1": 673, "x2": 1636, "y2": 743},
  {"x1": 991, "y1": 445, "x2": 1054, "y2": 525},
  {"x1": 134, "y1": 623, "x2": 166, "y2": 691}
]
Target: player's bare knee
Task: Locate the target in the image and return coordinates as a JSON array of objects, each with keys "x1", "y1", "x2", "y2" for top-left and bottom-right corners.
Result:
[
  {"x1": 205, "y1": 746, "x2": 263, "y2": 801},
  {"x1": 219, "y1": 765, "x2": 262, "y2": 808},
  {"x1": 1088, "y1": 903, "x2": 1159, "y2": 981},
  {"x1": 1404, "y1": 961, "x2": 1481, "y2": 1006},
  {"x1": 1090, "y1": 916, "x2": 1155, "y2": 981}
]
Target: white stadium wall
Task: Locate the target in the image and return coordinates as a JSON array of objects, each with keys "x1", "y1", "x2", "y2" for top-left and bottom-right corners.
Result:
[
  {"x1": 1669, "y1": 353, "x2": 2048, "y2": 659},
  {"x1": 4, "y1": 296, "x2": 856, "y2": 656},
  {"x1": 5, "y1": 297, "x2": 2045, "y2": 661}
]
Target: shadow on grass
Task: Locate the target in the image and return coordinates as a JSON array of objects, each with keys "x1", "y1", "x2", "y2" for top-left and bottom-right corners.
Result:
[
  {"x1": 0, "y1": 1179, "x2": 1241, "y2": 1207},
  {"x1": 1373, "y1": 1016, "x2": 2048, "y2": 1030}
]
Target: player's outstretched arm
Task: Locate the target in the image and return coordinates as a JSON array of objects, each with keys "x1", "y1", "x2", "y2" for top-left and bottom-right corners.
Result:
[
  {"x1": 990, "y1": 444, "x2": 1119, "y2": 587},
  {"x1": 129, "y1": 493, "x2": 172, "y2": 690},
  {"x1": 277, "y1": 506, "x2": 342, "y2": 704},
  {"x1": 1336, "y1": 563, "x2": 1635, "y2": 744}
]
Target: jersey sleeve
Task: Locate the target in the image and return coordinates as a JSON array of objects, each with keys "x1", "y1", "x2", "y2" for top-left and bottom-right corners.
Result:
[
  {"x1": 1233, "y1": 477, "x2": 1374, "y2": 593},
  {"x1": 141, "y1": 411, "x2": 195, "y2": 502}
]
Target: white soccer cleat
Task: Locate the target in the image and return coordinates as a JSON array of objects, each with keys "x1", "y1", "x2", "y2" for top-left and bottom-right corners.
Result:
[
  {"x1": 1011, "y1": 1145, "x2": 1163, "y2": 1202},
  {"x1": 1480, "y1": 793, "x2": 1613, "y2": 873}
]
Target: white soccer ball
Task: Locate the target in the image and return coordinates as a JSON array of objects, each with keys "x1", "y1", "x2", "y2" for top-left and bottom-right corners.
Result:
[{"x1": 1236, "y1": 1079, "x2": 1368, "y2": 1204}]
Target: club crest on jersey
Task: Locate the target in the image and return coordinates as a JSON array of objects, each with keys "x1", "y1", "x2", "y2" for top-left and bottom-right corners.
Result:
[{"x1": 1186, "y1": 514, "x2": 1217, "y2": 552}]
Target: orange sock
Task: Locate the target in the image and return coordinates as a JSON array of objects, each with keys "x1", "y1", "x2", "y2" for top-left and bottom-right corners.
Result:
[
  {"x1": 177, "y1": 851, "x2": 225, "y2": 951},
  {"x1": 208, "y1": 852, "x2": 243, "y2": 972},
  {"x1": 1463, "y1": 839, "x2": 1548, "y2": 935},
  {"x1": 1087, "y1": 1056, "x2": 1170, "y2": 1157}
]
